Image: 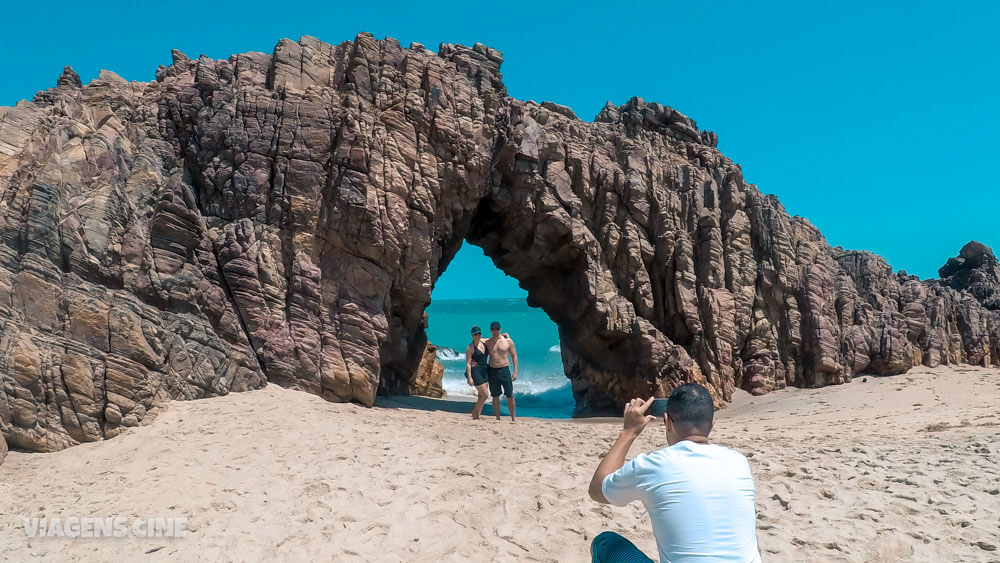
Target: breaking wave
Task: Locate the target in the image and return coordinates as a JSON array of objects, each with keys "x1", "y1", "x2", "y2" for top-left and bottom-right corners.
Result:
[
  {"x1": 436, "y1": 347, "x2": 464, "y2": 362},
  {"x1": 440, "y1": 367, "x2": 574, "y2": 418}
]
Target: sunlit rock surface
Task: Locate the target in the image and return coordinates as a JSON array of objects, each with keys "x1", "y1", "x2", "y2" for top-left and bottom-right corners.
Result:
[{"x1": 0, "y1": 35, "x2": 996, "y2": 456}]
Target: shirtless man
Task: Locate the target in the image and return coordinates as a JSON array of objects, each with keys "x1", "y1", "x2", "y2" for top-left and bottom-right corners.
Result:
[{"x1": 484, "y1": 320, "x2": 518, "y2": 421}]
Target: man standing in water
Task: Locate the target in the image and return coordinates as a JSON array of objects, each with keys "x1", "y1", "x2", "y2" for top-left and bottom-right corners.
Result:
[{"x1": 485, "y1": 321, "x2": 518, "y2": 421}]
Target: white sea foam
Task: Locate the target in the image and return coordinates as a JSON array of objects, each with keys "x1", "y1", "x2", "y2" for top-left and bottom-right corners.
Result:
[
  {"x1": 548, "y1": 345, "x2": 560, "y2": 353},
  {"x1": 442, "y1": 378, "x2": 477, "y2": 397},
  {"x1": 435, "y1": 347, "x2": 464, "y2": 362},
  {"x1": 441, "y1": 369, "x2": 570, "y2": 397}
]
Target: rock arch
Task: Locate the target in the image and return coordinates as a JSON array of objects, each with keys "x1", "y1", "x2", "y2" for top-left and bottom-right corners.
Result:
[{"x1": 1, "y1": 34, "x2": 998, "y2": 457}]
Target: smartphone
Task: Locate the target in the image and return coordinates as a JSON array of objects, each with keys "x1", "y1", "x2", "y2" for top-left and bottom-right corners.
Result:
[{"x1": 648, "y1": 398, "x2": 669, "y2": 417}]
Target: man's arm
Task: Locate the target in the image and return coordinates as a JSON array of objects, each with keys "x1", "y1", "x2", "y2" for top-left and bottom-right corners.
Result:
[
  {"x1": 588, "y1": 397, "x2": 655, "y2": 504},
  {"x1": 508, "y1": 339, "x2": 518, "y2": 380}
]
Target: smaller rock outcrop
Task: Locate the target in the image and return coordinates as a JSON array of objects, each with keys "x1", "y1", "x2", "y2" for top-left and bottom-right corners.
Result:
[
  {"x1": 594, "y1": 96, "x2": 719, "y2": 146},
  {"x1": 540, "y1": 101, "x2": 578, "y2": 120},
  {"x1": 939, "y1": 241, "x2": 1000, "y2": 310},
  {"x1": 412, "y1": 343, "x2": 446, "y2": 398},
  {"x1": 56, "y1": 66, "x2": 82, "y2": 88}
]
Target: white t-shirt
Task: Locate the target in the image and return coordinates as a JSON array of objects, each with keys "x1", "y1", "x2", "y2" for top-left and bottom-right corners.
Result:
[{"x1": 602, "y1": 441, "x2": 761, "y2": 563}]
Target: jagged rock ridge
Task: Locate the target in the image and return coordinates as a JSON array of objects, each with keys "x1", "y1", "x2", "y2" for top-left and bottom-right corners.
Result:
[
  {"x1": 0, "y1": 34, "x2": 997, "y2": 457},
  {"x1": 939, "y1": 241, "x2": 1000, "y2": 311}
]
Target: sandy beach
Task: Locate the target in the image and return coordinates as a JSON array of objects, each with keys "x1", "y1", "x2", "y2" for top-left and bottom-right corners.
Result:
[{"x1": 1, "y1": 365, "x2": 998, "y2": 562}]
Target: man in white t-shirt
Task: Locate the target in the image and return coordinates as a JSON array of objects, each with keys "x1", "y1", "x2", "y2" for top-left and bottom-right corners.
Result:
[{"x1": 587, "y1": 383, "x2": 761, "y2": 562}]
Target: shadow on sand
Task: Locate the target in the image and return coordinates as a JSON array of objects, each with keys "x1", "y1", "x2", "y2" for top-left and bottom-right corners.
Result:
[
  {"x1": 375, "y1": 395, "x2": 490, "y2": 415},
  {"x1": 375, "y1": 394, "x2": 619, "y2": 421}
]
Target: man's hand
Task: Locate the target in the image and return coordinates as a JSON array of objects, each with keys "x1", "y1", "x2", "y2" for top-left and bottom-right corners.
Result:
[
  {"x1": 589, "y1": 396, "x2": 656, "y2": 504},
  {"x1": 512, "y1": 370, "x2": 518, "y2": 381},
  {"x1": 623, "y1": 397, "x2": 656, "y2": 436},
  {"x1": 466, "y1": 377, "x2": 474, "y2": 386}
]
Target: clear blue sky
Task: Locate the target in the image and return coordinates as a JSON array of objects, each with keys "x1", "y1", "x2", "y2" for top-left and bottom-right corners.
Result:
[{"x1": 4, "y1": 1, "x2": 997, "y2": 300}]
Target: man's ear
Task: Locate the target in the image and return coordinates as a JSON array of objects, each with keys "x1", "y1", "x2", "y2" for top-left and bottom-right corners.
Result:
[{"x1": 663, "y1": 414, "x2": 672, "y2": 430}]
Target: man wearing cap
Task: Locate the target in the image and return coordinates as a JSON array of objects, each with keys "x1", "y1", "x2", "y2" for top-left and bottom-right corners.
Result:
[{"x1": 485, "y1": 320, "x2": 518, "y2": 421}]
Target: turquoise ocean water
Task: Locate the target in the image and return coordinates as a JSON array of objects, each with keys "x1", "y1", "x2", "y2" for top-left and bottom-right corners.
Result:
[{"x1": 425, "y1": 298, "x2": 575, "y2": 418}]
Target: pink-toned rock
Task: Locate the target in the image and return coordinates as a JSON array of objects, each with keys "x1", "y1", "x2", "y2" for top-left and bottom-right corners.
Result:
[{"x1": 0, "y1": 34, "x2": 997, "y2": 453}]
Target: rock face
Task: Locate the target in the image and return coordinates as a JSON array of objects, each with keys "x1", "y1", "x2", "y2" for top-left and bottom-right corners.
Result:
[
  {"x1": 0, "y1": 33, "x2": 997, "y2": 453},
  {"x1": 939, "y1": 241, "x2": 1000, "y2": 311}
]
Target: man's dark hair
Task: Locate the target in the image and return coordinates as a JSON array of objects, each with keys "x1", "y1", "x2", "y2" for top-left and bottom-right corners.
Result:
[
  {"x1": 490, "y1": 321, "x2": 501, "y2": 330},
  {"x1": 666, "y1": 383, "x2": 715, "y2": 434}
]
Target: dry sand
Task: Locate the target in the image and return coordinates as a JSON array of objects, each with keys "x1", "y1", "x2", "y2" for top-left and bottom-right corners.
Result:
[{"x1": 1, "y1": 365, "x2": 998, "y2": 562}]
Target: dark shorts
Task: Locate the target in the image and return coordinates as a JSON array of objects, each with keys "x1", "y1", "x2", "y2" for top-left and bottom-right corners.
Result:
[
  {"x1": 487, "y1": 366, "x2": 513, "y2": 397},
  {"x1": 591, "y1": 531, "x2": 654, "y2": 563},
  {"x1": 470, "y1": 367, "x2": 488, "y2": 387}
]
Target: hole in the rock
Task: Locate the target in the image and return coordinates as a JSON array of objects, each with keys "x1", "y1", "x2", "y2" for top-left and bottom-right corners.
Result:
[{"x1": 427, "y1": 242, "x2": 574, "y2": 418}]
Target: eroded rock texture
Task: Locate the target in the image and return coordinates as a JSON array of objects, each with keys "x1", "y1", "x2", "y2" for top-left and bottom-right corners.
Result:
[
  {"x1": 939, "y1": 241, "x2": 1000, "y2": 311},
  {"x1": 0, "y1": 34, "x2": 997, "y2": 456},
  {"x1": 412, "y1": 342, "x2": 445, "y2": 399}
]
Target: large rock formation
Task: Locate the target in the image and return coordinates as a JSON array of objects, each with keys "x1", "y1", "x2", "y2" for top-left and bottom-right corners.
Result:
[{"x1": 0, "y1": 34, "x2": 997, "y2": 456}]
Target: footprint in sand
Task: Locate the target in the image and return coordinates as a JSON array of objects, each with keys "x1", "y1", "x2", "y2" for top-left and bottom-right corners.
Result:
[{"x1": 302, "y1": 480, "x2": 331, "y2": 496}]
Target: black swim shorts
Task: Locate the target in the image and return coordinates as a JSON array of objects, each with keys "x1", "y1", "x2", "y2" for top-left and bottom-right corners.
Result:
[
  {"x1": 487, "y1": 365, "x2": 513, "y2": 397},
  {"x1": 470, "y1": 367, "x2": 489, "y2": 386}
]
